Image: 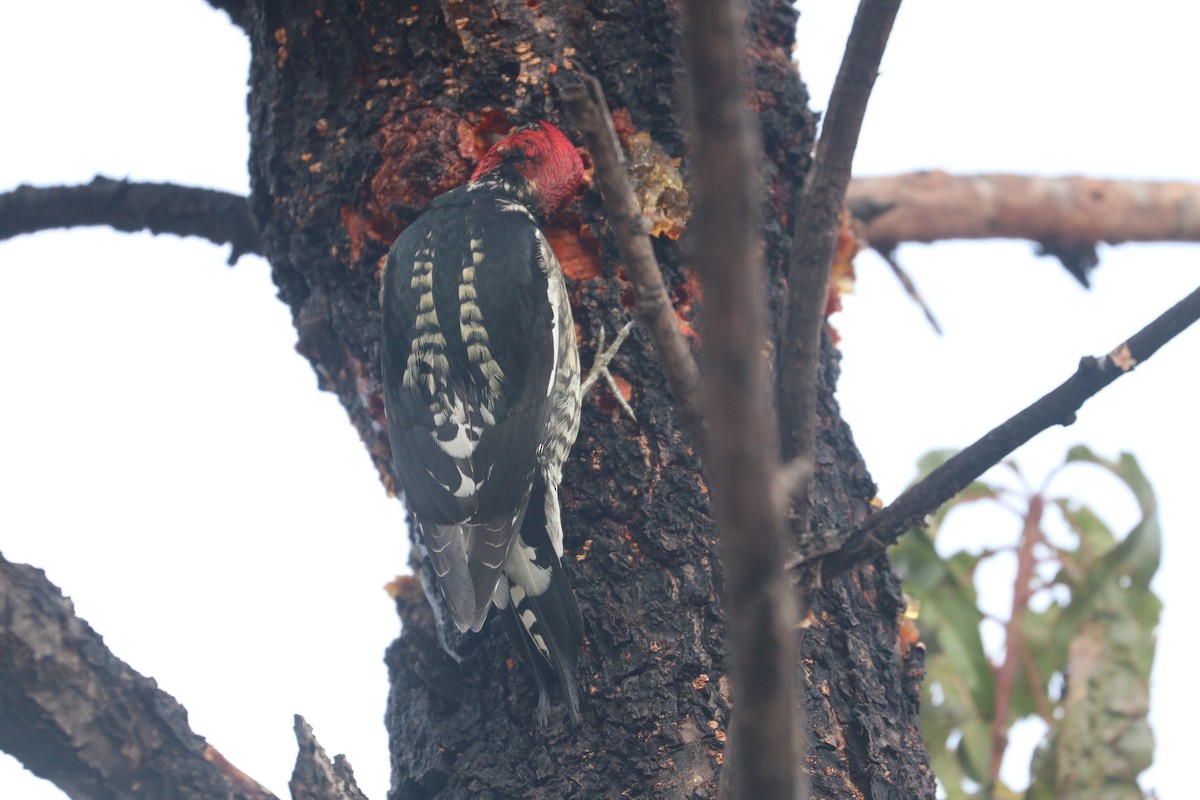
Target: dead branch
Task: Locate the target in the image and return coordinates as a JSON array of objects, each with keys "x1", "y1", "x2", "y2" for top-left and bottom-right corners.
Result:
[
  {"x1": 0, "y1": 552, "x2": 277, "y2": 800},
  {"x1": 817, "y1": 282, "x2": 1200, "y2": 582},
  {"x1": 561, "y1": 74, "x2": 707, "y2": 456},
  {"x1": 0, "y1": 177, "x2": 261, "y2": 264},
  {"x1": 678, "y1": 2, "x2": 798, "y2": 798},
  {"x1": 776, "y1": 0, "x2": 903, "y2": 534},
  {"x1": 847, "y1": 172, "x2": 1200, "y2": 285},
  {"x1": 0, "y1": 553, "x2": 367, "y2": 800}
]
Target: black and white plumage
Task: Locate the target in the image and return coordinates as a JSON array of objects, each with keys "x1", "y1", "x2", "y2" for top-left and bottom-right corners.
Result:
[{"x1": 381, "y1": 121, "x2": 586, "y2": 721}]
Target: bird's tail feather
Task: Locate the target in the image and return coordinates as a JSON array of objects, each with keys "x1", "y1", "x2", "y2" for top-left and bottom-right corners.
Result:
[
  {"x1": 497, "y1": 476, "x2": 583, "y2": 722},
  {"x1": 422, "y1": 522, "x2": 476, "y2": 632}
]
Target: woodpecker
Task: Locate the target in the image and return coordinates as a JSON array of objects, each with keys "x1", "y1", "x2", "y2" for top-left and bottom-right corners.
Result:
[{"x1": 381, "y1": 121, "x2": 586, "y2": 722}]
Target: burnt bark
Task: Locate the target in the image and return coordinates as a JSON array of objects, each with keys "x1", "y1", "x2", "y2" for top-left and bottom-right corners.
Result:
[
  {"x1": 237, "y1": 1, "x2": 932, "y2": 798},
  {"x1": 0, "y1": 554, "x2": 276, "y2": 800}
]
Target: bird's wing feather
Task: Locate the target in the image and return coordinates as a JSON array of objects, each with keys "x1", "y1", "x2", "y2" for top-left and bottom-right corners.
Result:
[{"x1": 382, "y1": 189, "x2": 558, "y2": 630}]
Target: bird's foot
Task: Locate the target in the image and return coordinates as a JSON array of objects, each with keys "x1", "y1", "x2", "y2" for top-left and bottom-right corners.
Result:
[{"x1": 581, "y1": 320, "x2": 637, "y2": 422}]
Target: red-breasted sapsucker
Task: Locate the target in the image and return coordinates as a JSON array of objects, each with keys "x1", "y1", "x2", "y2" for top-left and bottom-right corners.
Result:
[{"x1": 381, "y1": 121, "x2": 586, "y2": 723}]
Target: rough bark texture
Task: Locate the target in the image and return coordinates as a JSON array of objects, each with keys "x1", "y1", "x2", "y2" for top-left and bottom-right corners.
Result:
[
  {"x1": 238, "y1": 1, "x2": 933, "y2": 798},
  {"x1": 0, "y1": 554, "x2": 276, "y2": 800}
]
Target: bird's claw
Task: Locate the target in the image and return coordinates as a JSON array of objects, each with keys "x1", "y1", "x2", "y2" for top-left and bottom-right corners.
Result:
[{"x1": 582, "y1": 320, "x2": 637, "y2": 422}]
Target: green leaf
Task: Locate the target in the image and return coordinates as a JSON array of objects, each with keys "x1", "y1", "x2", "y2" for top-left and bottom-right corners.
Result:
[
  {"x1": 923, "y1": 659, "x2": 976, "y2": 800},
  {"x1": 915, "y1": 447, "x2": 962, "y2": 478},
  {"x1": 1026, "y1": 734, "x2": 1058, "y2": 800},
  {"x1": 1016, "y1": 604, "x2": 1065, "y2": 717},
  {"x1": 1053, "y1": 499, "x2": 1116, "y2": 574},
  {"x1": 899, "y1": 447, "x2": 1162, "y2": 800},
  {"x1": 1059, "y1": 450, "x2": 1161, "y2": 630},
  {"x1": 1041, "y1": 447, "x2": 1162, "y2": 799},
  {"x1": 892, "y1": 528, "x2": 994, "y2": 718},
  {"x1": 1050, "y1": 617, "x2": 1155, "y2": 800},
  {"x1": 955, "y1": 717, "x2": 992, "y2": 786},
  {"x1": 910, "y1": 448, "x2": 1001, "y2": 535}
]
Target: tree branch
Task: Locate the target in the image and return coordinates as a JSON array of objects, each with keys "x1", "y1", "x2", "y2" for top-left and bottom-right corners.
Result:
[
  {"x1": 817, "y1": 282, "x2": 1200, "y2": 582},
  {"x1": 0, "y1": 552, "x2": 278, "y2": 800},
  {"x1": 848, "y1": 172, "x2": 1200, "y2": 286},
  {"x1": 0, "y1": 553, "x2": 370, "y2": 800},
  {"x1": 679, "y1": 2, "x2": 798, "y2": 799},
  {"x1": 0, "y1": 177, "x2": 261, "y2": 264},
  {"x1": 776, "y1": 0, "x2": 903, "y2": 533},
  {"x1": 560, "y1": 74, "x2": 708, "y2": 456}
]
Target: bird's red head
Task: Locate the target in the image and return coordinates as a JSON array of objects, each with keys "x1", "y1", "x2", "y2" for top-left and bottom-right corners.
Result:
[{"x1": 470, "y1": 121, "x2": 585, "y2": 219}]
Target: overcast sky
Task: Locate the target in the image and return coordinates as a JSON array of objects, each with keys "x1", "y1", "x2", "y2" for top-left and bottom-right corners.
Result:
[{"x1": 2, "y1": 2, "x2": 1197, "y2": 799}]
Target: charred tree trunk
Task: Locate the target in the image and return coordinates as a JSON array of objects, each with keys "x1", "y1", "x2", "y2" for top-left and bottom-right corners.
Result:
[{"x1": 239, "y1": 1, "x2": 932, "y2": 797}]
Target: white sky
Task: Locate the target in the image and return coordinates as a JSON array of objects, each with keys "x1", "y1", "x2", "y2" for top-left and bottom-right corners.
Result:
[{"x1": 1, "y1": 2, "x2": 1197, "y2": 799}]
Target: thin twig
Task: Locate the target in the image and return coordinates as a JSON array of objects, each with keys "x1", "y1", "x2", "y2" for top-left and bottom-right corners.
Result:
[
  {"x1": 0, "y1": 176, "x2": 261, "y2": 264},
  {"x1": 561, "y1": 75, "x2": 706, "y2": 453},
  {"x1": 776, "y1": 0, "x2": 903, "y2": 535},
  {"x1": 817, "y1": 282, "x2": 1200, "y2": 582},
  {"x1": 878, "y1": 247, "x2": 943, "y2": 334},
  {"x1": 678, "y1": 2, "x2": 799, "y2": 799}
]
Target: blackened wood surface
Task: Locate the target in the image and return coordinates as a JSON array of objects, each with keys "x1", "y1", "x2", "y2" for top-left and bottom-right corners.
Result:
[
  {"x1": 0, "y1": 554, "x2": 276, "y2": 800},
  {"x1": 240, "y1": 1, "x2": 934, "y2": 797}
]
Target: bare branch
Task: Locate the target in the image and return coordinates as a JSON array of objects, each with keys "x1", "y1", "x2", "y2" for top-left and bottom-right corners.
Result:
[
  {"x1": 776, "y1": 0, "x2": 903, "y2": 531},
  {"x1": 678, "y1": 2, "x2": 798, "y2": 799},
  {"x1": 818, "y1": 282, "x2": 1200, "y2": 582},
  {"x1": 877, "y1": 247, "x2": 944, "y2": 334},
  {"x1": 561, "y1": 75, "x2": 707, "y2": 454},
  {"x1": 0, "y1": 177, "x2": 261, "y2": 264},
  {"x1": 0, "y1": 552, "x2": 278, "y2": 800},
  {"x1": 848, "y1": 172, "x2": 1200, "y2": 285}
]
